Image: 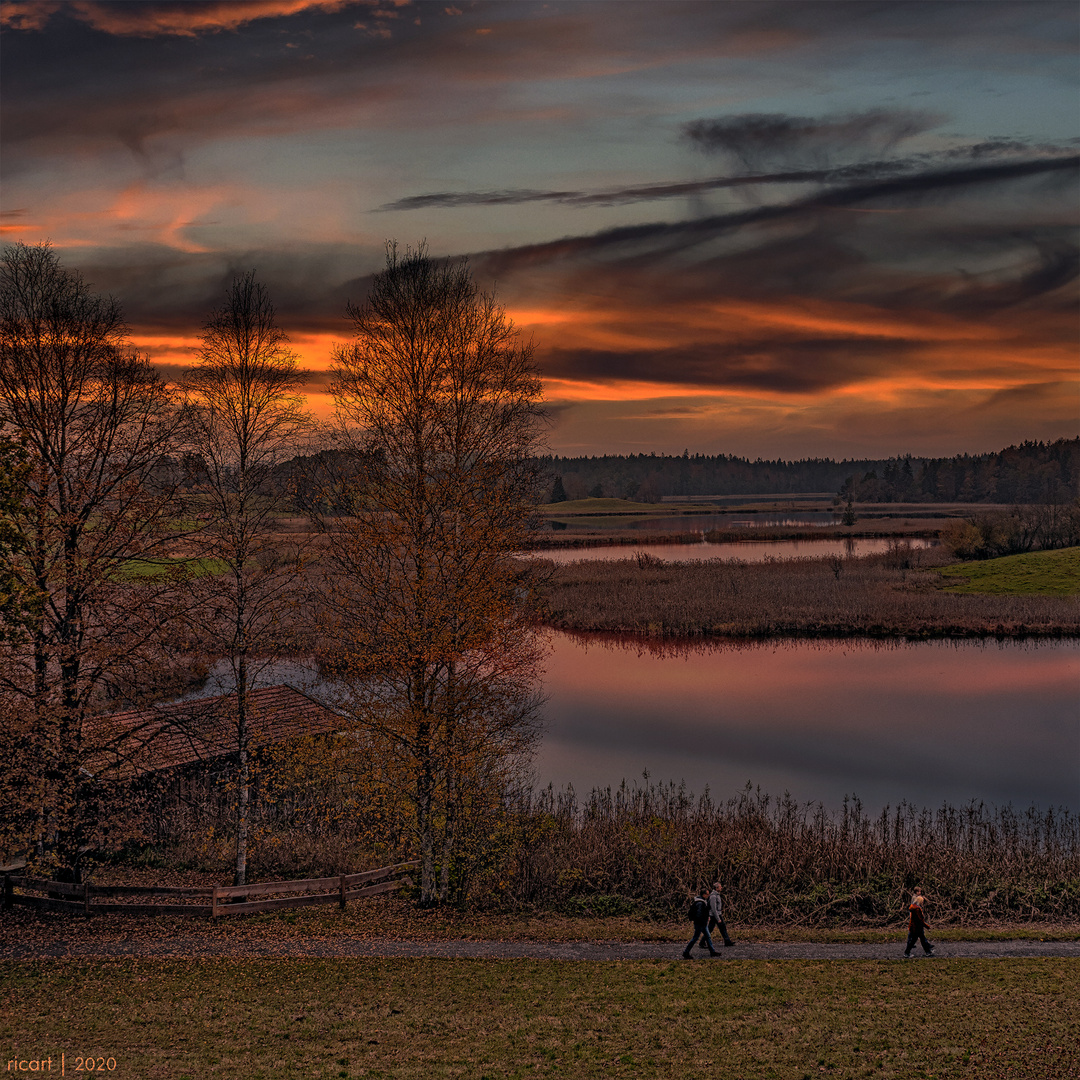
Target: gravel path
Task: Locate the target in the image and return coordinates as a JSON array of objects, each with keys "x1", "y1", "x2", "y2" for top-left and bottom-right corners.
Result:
[{"x1": 4, "y1": 937, "x2": 1078, "y2": 961}]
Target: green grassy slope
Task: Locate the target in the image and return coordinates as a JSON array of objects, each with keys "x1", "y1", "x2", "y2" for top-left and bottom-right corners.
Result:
[{"x1": 939, "y1": 546, "x2": 1080, "y2": 595}]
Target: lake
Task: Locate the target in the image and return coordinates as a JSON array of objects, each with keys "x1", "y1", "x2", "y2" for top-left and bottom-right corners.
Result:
[
  {"x1": 529, "y1": 537, "x2": 939, "y2": 564},
  {"x1": 537, "y1": 632, "x2": 1078, "y2": 813},
  {"x1": 196, "y1": 631, "x2": 1078, "y2": 815}
]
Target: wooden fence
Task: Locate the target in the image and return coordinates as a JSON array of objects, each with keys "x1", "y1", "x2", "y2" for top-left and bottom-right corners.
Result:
[{"x1": 1, "y1": 860, "x2": 418, "y2": 918}]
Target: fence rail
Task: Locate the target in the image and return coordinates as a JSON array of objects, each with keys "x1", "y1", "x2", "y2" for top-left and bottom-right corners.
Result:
[{"x1": 2, "y1": 860, "x2": 418, "y2": 919}]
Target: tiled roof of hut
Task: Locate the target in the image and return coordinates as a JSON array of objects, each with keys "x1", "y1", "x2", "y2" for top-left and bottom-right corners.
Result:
[{"x1": 84, "y1": 684, "x2": 342, "y2": 780}]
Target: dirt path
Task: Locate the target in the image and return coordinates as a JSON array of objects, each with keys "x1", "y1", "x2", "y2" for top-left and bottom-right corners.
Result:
[{"x1": 4, "y1": 936, "x2": 1078, "y2": 961}]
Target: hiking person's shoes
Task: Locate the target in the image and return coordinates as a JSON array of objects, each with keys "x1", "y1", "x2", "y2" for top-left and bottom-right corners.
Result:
[
  {"x1": 681, "y1": 951, "x2": 693, "y2": 960},
  {"x1": 724, "y1": 941, "x2": 735, "y2": 947}
]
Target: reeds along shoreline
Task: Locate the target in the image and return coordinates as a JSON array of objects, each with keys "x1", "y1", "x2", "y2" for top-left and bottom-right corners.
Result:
[
  {"x1": 539, "y1": 548, "x2": 1079, "y2": 638},
  {"x1": 142, "y1": 779, "x2": 1080, "y2": 925},
  {"x1": 496, "y1": 782, "x2": 1080, "y2": 924}
]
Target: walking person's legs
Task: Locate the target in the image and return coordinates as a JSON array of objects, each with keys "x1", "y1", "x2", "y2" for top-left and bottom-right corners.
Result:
[
  {"x1": 683, "y1": 928, "x2": 702, "y2": 959},
  {"x1": 700, "y1": 925, "x2": 719, "y2": 956}
]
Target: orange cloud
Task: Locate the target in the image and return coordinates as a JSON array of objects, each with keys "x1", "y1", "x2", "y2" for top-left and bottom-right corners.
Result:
[
  {"x1": 1, "y1": 2, "x2": 363, "y2": 38},
  {"x1": 135, "y1": 329, "x2": 339, "y2": 420}
]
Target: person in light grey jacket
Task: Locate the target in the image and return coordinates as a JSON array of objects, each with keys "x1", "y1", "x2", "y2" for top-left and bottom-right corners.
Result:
[{"x1": 703, "y1": 880, "x2": 735, "y2": 947}]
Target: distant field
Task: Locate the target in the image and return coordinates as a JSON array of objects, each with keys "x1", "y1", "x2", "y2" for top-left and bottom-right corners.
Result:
[
  {"x1": 939, "y1": 547, "x2": 1080, "y2": 596},
  {"x1": 537, "y1": 497, "x2": 671, "y2": 514},
  {"x1": 4, "y1": 957, "x2": 1076, "y2": 1079},
  {"x1": 116, "y1": 556, "x2": 229, "y2": 580}
]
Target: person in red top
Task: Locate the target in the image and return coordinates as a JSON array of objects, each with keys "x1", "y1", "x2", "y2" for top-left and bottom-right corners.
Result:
[{"x1": 905, "y1": 886, "x2": 934, "y2": 957}]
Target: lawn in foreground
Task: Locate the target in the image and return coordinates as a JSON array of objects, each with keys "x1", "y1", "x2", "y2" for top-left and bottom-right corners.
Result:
[
  {"x1": 4, "y1": 958, "x2": 1077, "y2": 1079},
  {"x1": 938, "y1": 546, "x2": 1080, "y2": 595}
]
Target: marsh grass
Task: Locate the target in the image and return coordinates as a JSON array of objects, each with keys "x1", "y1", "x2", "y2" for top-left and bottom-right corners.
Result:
[
  {"x1": 542, "y1": 547, "x2": 1079, "y2": 637},
  {"x1": 495, "y1": 782, "x2": 1080, "y2": 925},
  {"x1": 120, "y1": 778, "x2": 1080, "y2": 926},
  {"x1": 4, "y1": 957, "x2": 1077, "y2": 1079}
]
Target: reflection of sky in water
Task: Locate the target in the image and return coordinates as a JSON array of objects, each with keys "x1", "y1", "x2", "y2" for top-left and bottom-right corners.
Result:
[
  {"x1": 530, "y1": 538, "x2": 938, "y2": 565},
  {"x1": 180, "y1": 635, "x2": 1079, "y2": 815},
  {"x1": 538, "y1": 634, "x2": 1079, "y2": 813}
]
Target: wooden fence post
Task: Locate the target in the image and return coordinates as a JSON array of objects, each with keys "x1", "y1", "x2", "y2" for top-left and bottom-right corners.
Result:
[
  {"x1": 339, "y1": 874, "x2": 346, "y2": 911},
  {"x1": 211, "y1": 886, "x2": 219, "y2": 919},
  {"x1": 2, "y1": 874, "x2": 11, "y2": 910},
  {"x1": 84, "y1": 882, "x2": 91, "y2": 916}
]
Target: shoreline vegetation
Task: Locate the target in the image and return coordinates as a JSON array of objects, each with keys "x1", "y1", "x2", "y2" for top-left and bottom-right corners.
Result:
[
  {"x1": 538, "y1": 546, "x2": 1080, "y2": 639},
  {"x1": 5, "y1": 782, "x2": 1078, "y2": 931}
]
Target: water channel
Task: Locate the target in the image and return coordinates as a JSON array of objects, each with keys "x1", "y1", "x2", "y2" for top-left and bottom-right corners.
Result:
[
  {"x1": 195, "y1": 633, "x2": 1078, "y2": 815},
  {"x1": 529, "y1": 537, "x2": 939, "y2": 565}
]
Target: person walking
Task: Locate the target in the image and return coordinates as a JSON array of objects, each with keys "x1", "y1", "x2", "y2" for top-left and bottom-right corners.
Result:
[
  {"x1": 683, "y1": 887, "x2": 720, "y2": 958},
  {"x1": 904, "y1": 887, "x2": 934, "y2": 957},
  {"x1": 706, "y1": 880, "x2": 735, "y2": 947}
]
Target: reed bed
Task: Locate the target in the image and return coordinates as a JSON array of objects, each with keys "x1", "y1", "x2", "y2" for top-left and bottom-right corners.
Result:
[
  {"x1": 493, "y1": 781, "x2": 1080, "y2": 925},
  {"x1": 99, "y1": 777, "x2": 1079, "y2": 925},
  {"x1": 541, "y1": 547, "x2": 1079, "y2": 638}
]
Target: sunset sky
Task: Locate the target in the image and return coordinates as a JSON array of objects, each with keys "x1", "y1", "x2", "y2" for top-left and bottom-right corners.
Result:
[{"x1": 2, "y1": 0, "x2": 1077, "y2": 458}]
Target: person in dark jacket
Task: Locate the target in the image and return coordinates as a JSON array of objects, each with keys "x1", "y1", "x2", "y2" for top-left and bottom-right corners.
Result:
[
  {"x1": 683, "y1": 887, "x2": 719, "y2": 958},
  {"x1": 904, "y1": 887, "x2": 934, "y2": 956}
]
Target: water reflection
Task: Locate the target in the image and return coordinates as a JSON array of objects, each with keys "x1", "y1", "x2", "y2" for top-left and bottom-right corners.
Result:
[
  {"x1": 182, "y1": 633, "x2": 1078, "y2": 815},
  {"x1": 538, "y1": 632, "x2": 1079, "y2": 812},
  {"x1": 530, "y1": 537, "x2": 938, "y2": 564}
]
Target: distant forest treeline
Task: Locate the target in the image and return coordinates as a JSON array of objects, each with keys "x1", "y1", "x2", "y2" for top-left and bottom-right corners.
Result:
[{"x1": 538, "y1": 438, "x2": 1080, "y2": 505}]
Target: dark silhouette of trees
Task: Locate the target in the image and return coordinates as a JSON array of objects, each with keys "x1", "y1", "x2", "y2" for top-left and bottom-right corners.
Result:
[
  {"x1": 183, "y1": 270, "x2": 310, "y2": 886},
  {"x1": 535, "y1": 439, "x2": 1079, "y2": 504},
  {"x1": 317, "y1": 243, "x2": 545, "y2": 904},
  {"x1": 0, "y1": 242, "x2": 186, "y2": 880}
]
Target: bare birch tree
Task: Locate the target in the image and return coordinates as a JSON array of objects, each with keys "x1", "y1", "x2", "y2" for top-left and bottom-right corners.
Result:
[
  {"x1": 0, "y1": 242, "x2": 186, "y2": 880},
  {"x1": 183, "y1": 270, "x2": 309, "y2": 885},
  {"x1": 317, "y1": 243, "x2": 546, "y2": 904}
]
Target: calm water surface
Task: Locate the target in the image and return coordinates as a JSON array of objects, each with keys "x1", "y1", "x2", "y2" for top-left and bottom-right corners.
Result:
[
  {"x1": 194, "y1": 632, "x2": 1078, "y2": 813},
  {"x1": 530, "y1": 537, "x2": 938, "y2": 564},
  {"x1": 538, "y1": 633, "x2": 1079, "y2": 812}
]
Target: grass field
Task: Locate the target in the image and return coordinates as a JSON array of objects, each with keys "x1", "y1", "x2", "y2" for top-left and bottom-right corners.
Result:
[
  {"x1": 537, "y1": 497, "x2": 660, "y2": 514},
  {"x1": 4, "y1": 957, "x2": 1077, "y2": 1079},
  {"x1": 938, "y1": 546, "x2": 1080, "y2": 595},
  {"x1": 116, "y1": 556, "x2": 229, "y2": 580}
]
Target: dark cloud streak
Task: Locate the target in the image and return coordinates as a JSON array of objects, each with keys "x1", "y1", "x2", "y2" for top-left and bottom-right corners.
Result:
[
  {"x1": 472, "y1": 154, "x2": 1080, "y2": 280},
  {"x1": 379, "y1": 143, "x2": 1076, "y2": 212},
  {"x1": 540, "y1": 338, "x2": 915, "y2": 395},
  {"x1": 681, "y1": 109, "x2": 940, "y2": 169}
]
